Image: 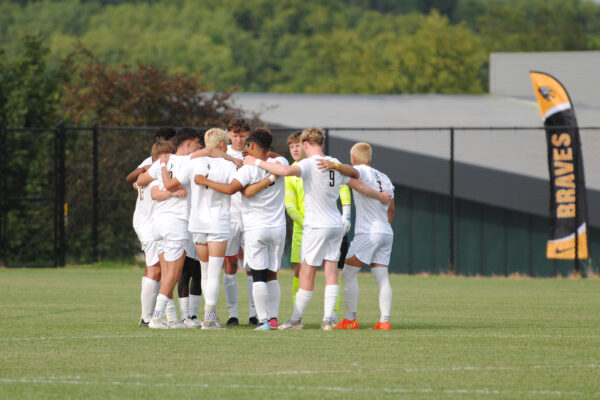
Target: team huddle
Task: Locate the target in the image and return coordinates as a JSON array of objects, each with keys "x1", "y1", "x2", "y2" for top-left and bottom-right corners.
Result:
[{"x1": 128, "y1": 119, "x2": 395, "y2": 331}]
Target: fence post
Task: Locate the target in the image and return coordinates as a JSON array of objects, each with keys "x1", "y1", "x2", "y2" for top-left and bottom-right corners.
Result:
[
  {"x1": 0, "y1": 120, "x2": 5, "y2": 266},
  {"x1": 449, "y1": 127, "x2": 455, "y2": 274},
  {"x1": 92, "y1": 123, "x2": 99, "y2": 263},
  {"x1": 324, "y1": 128, "x2": 330, "y2": 154},
  {"x1": 56, "y1": 121, "x2": 66, "y2": 267}
]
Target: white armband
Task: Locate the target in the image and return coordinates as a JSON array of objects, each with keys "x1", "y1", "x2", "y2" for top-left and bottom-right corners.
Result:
[
  {"x1": 269, "y1": 175, "x2": 276, "y2": 183},
  {"x1": 254, "y1": 159, "x2": 262, "y2": 167}
]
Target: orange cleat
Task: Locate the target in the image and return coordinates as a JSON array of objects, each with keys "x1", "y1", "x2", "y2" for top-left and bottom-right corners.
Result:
[
  {"x1": 371, "y1": 321, "x2": 391, "y2": 330},
  {"x1": 333, "y1": 318, "x2": 359, "y2": 330}
]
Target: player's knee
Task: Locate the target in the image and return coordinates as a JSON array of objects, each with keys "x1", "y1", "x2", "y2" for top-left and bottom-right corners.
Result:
[{"x1": 251, "y1": 268, "x2": 268, "y2": 283}]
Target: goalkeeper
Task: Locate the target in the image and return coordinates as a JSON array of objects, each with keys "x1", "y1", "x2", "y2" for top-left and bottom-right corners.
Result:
[{"x1": 285, "y1": 131, "x2": 352, "y2": 322}]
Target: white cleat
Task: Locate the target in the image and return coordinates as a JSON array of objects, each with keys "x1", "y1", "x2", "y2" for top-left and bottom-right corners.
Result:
[
  {"x1": 149, "y1": 317, "x2": 169, "y2": 329},
  {"x1": 182, "y1": 317, "x2": 200, "y2": 328},
  {"x1": 321, "y1": 319, "x2": 333, "y2": 331},
  {"x1": 278, "y1": 319, "x2": 303, "y2": 330},
  {"x1": 201, "y1": 320, "x2": 224, "y2": 330},
  {"x1": 168, "y1": 320, "x2": 189, "y2": 329}
]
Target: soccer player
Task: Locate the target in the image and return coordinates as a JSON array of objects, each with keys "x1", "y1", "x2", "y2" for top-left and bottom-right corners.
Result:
[
  {"x1": 317, "y1": 142, "x2": 395, "y2": 330},
  {"x1": 223, "y1": 118, "x2": 257, "y2": 326},
  {"x1": 125, "y1": 127, "x2": 176, "y2": 184},
  {"x1": 136, "y1": 128, "x2": 201, "y2": 329},
  {"x1": 244, "y1": 128, "x2": 390, "y2": 330},
  {"x1": 196, "y1": 128, "x2": 287, "y2": 331},
  {"x1": 161, "y1": 128, "x2": 237, "y2": 330},
  {"x1": 133, "y1": 138, "x2": 177, "y2": 327},
  {"x1": 284, "y1": 131, "x2": 352, "y2": 322}
]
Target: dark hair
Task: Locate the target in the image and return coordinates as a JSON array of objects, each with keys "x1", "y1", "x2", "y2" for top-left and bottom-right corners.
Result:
[
  {"x1": 227, "y1": 118, "x2": 250, "y2": 134},
  {"x1": 176, "y1": 127, "x2": 199, "y2": 148},
  {"x1": 248, "y1": 128, "x2": 272, "y2": 151},
  {"x1": 153, "y1": 126, "x2": 176, "y2": 142},
  {"x1": 198, "y1": 128, "x2": 206, "y2": 149}
]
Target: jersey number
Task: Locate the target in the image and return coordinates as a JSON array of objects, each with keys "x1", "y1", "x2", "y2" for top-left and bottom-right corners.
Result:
[
  {"x1": 377, "y1": 180, "x2": 383, "y2": 192},
  {"x1": 205, "y1": 173, "x2": 209, "y2": 189},
  {"x1": 139, "y1": 187, "x2": 144, "y2": 201},
  {"x1": 329, "y1": 171, "x2": 335, "y2": 187}
]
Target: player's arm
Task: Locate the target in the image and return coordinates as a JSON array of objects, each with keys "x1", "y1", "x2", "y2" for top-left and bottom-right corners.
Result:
[
  {"x1": 151, "y1": 185, "x2": 187, "y2": 201},
  {"x1": 284, "y1": 177, "x2": 304, "y2": 226},
  {"x1": 161, "y1": 164, "x2": 182, "y2": 190},
  {"x1": 317, "y1": 159, "x2": 359, "y2": 179},
  {"x1": 136, "y1": 170, "x2": 154, "y2": 187},
  {"x1": 266, "y1": 150, "x2": 281, "y2": 159},
  {"x1": 190, "y1": 147, "x2": 243, "y2": 168},
  {"x1": 244, "y1": 155, "x2": 301, "y2": 177},
  {"x1": 348, "y1": 178, "x2": 391, "y2": 205},
  {"x1": 241, "y1": 175, "x2": 279, "y2": 198},
  {"x1": 339, "y1": 184, "x2": 352, "y2": 233},
  {"x1": 126, "y1": 165, "x2": 149, "y2": 184},
  {"x1": 387, "y1": 200, "x2": 395, "y2": 224},
  {"x1": 194, "y1": 175, "x2": 243, "y2": 195}
]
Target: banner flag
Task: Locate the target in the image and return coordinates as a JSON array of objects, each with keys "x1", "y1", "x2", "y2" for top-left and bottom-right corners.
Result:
[{"x1": 529, "y1": 71, "x2": 589, "y2": 260}]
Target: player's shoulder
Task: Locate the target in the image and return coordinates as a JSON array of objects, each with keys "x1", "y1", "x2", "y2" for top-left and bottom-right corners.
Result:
[{"x1": 268, "y1": 156, "x2": 289, "y2": 166}]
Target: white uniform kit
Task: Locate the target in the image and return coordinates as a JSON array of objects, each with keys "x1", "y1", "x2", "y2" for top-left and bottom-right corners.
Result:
[
  {"x1": 297, "y1": 155, "x2": 350, "y2": 266},
  {"x1": 235, "y1": 156, "x2": 288, "y2": 272},
  {"x1": 147, "y1": 155, "x2": 191, "y2": 262},
  {"x1": 348, "y1": 164, "x2": 395, "y2": 265},
  {"x1": 226, "y1": 145, "x2": 244, "y2": 256}
]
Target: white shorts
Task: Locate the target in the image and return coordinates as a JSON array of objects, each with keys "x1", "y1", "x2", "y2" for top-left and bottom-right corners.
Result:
[
  {"x1": 243, "y1": 226, "x2": 286, "y2": 272},
  {"x1": 347, "y1": 233, "x2": 393, "y2": 266},
  {"x1": 192, "y1": 232, "x2": 229, "y2": 244},
  {"x1": 301, "y1": 226, "x2": 345, "y2": 266},
  {"x1": 153, "y1": 216, "x2": 189, "y2": 262},
  {"x1": 225, "y1": 221, "x2": 244, "y2": 257},
  {"x1": 141, "y1": 240, "x2": 160, "y2": 267}
]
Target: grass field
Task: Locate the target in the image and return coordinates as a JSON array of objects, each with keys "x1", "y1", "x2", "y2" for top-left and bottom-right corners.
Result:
[{"x1": 1, "y1": 266, "x2": 599, "y2": 399}]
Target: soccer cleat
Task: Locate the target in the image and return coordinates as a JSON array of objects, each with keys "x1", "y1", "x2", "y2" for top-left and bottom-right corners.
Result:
[
  {"x1": 371, "y1": 321, "x2": 391, "y2": 330},
  {"x1": 268, "y1": 318, "x2": 278, "y2": 329},
  {"x1": 149, "y1": 317, "x2": 169, "y2": 329},
  {"x1": 333, "y1": 318, "x2": 359, "y2": 330},
  {"x1": 201, "y1": 320, "x2": 224, "y2": 330},
  {"x1": 182, "y1": 317, "x2": 200, "y2": 328},
  {"x1": 168, "y1": 320, "x2": 189, "y2": 329},
  {"x1": 278, "y1": 319, "x2": 303, "y2": 330},
  {"x1": 226, "y1": 317, "x2": 240, "y2": 327},
  {"x1": 254, "y1": 322, "x2": 271, "y2": 331},
  {"x1": 248, "y1": 316, "x2": 259, "y2": 326},
  {"x1": 320, "y1": 319, "x2": 333, "y2": 331},
  {"x1": 139, "y1": 318, "x2": 149, "y2": 328}
]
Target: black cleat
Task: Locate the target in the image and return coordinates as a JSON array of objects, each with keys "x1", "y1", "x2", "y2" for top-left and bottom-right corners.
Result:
[
  {"x1": 226, "y1": 317, "x2": 239, "y2": 327},
  {"x1": 248, "y1": 316, "x2": 259, "y2": 326},
  {"x1": 139, "y1": 319, "x2": 149, "y2": 328}
]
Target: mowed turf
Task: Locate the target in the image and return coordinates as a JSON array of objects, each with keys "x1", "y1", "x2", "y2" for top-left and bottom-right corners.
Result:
[{"x1": 0, "y1": 267, "x2": 599, "y2": 399}]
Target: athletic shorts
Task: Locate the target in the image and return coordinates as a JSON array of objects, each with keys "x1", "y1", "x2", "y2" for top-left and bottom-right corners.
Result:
[
  {"x1": 186, "y1": 232, "x2": 198, "y2": 261},
  {"x1": 301, "y1": 226, "x2": 344, "y2": 267},
  {"x1": 290, "y1": 225, "x2": 303, "y2": 264},
  {"x1": 244, "y1": 226, "x2": 286, "y2": 272},
  {"x1": 225, "y1": 220, "x2": 243, "y2": 257},
  {"x1": 141, "y1": 240, "x2": 160, "y2": 267},
  {"x1": 192, "y1": 232, "x2": 229, "y2": 244},
  {"x1": 153, "y1": 216, "x2": 189, "y2": 262},
  {"x1": 347, "y1": 233, "x2": 394, "y2": 266}
]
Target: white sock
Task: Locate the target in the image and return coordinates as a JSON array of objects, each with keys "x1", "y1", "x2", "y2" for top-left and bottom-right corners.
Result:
[
  {"x1": 189, "y1": 294, "x2": 202, "y2": 318},
  {"x1": 266, "y1": 280, "x2": 280, "y2": 320},
  {"x1": 166, "y1": 298, "x2": 178, "y2": 323},
  {"x1": 179, "y1": 297, "x2": 189, "y2": 320},
  {"x1": 342, "y1": 265, "x2": 360, "y2": 320},
  {"x1": 205, "y1": 256, "x2": 224, "y2": 307},
  {"x1": 371, "y1": 267, "x2": 392, "y2": 323},
  {"x1": 223, "y1": 273, "x2": 239, "y2": 319},
  {"x1": 200, "y1": 260, "x2": 209, "y2": 295},
  {"x1": 247, "y1": 275, "x2": 256, "y2": 317},
  {"x1": 252, "y1": 281, "x2": 269, "y2": 324},
  {"x1": 291, "y1": 288, "x2": 313, "y2": 321},
  {"x1": 141, "y1": 277, "x2": 159, "y2": 322},
  {"x1": 323, "y1": 285, "x2": 339, "y2": 321},
  {"x1": 153, "y1": 294, "x2": 169, "y2": 321}
]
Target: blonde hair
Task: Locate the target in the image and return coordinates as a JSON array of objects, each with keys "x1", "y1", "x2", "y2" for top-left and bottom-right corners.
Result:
[
  {"x1": 151, "y1": 139, "x2": 175, "y2": 160},
  {"x1": 300, "y1": 127, "x2": 324, "y2": 146},
  {"x1": 204, "y1": 128, "x2": 229, "y2": 148},
  {"x1": 287, "y1": 131, "x2": 302, "y2": 145},
  {"x1": 350, "y1": 142, "x2": 372, "y2": 164}
]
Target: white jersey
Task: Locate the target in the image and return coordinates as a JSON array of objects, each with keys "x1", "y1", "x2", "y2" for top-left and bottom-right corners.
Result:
[
  {"x1": 147, "y1": 154, "x2": 190, "y2": 221},
  {"x1": 353, "y1": 164, "x2": 394, "y2": 235},
  {"x1": 138, "y1": 156, "x2": 152, "y2": 169},
  {"x1": 297, "y1": 155, "x2": 350, "y2": 229},
  {"x1": 227, "y1": 145, "x2": 243, "y2": 223},
  {"x1": 234, "y1": 156, "x2": 288, "y2": 231},
  {"x1": 175, "y1": 156, "x2": 236, "y2": 235},
  {"x1": 133, "y1": 180, "x2": 159, "y2": 243}
]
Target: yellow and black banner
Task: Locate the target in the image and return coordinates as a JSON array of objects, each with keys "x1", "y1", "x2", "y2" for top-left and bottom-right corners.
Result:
[{"x1": 530, "y1": 71, "x2": 589, "y2": 260}]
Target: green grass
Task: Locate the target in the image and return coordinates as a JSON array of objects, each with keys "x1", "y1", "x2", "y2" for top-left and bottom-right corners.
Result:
[{"x1": 0, "y1": 266, "x2": 599, "y2": 399}]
